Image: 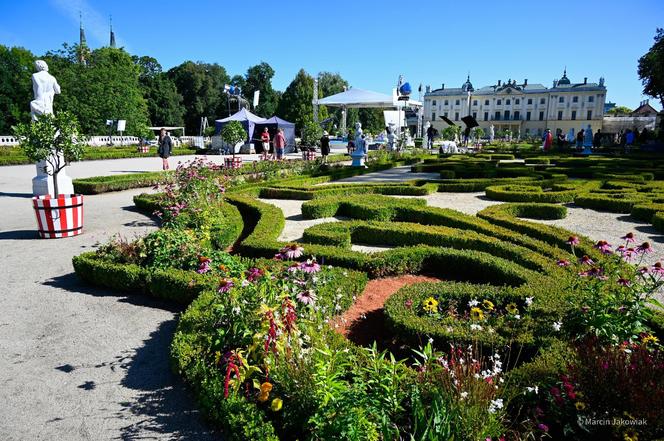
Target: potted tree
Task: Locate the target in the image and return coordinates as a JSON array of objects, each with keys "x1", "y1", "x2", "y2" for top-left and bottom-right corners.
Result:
[
  {"x1": 220, "y1": 120, "x2": 246, "y2": 169},
  {"x1": 301, "y1": 120, "x2": 322, "y2": 160},
  {"x1": 13, "y1": 111, "x2": 85, "y2": 238}
]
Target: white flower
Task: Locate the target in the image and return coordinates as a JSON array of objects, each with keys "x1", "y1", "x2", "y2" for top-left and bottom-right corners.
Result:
[
  {"x1": 553, "y1": 321, "x2": 562, "y2": 331},
  {"x1": 327, "y1": 265, "x2": 333, "y2": 269},
  {"x1": 470, "y1": 324, "x2": 482, "y2": 331},
  {"x1": 525, "y1": 297, "x2": 533, "y2": 306},
  {"x1": 460, "y1": 391, "x2": 468, "y2": 399},
  {"x1": 468, "y1": 299, "x2": 479, "y2": 307},
  {"x1": 488, "y1": 398, "x2": 504, "y2": 414},
  {"x1": 428, "y1": 337, "x2": 434, "y2": 344},
  {"x1": 446, "y1": 326, "x2": 454, "y2": 333},
  {"x1": 241, "y1": 279, "x2": 250, "y2": 287},
  {"x1": 514, "y1": 314, "x2": 521, "y2": 320},
  {"x1": 525, "y1": 386, "x2": 539, "y2": 394}
]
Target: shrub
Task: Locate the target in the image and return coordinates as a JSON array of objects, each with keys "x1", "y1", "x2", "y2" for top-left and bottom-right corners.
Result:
[
  {"x1": 485, "y1": 185, "x2": 576, "y2": 203},
  {"x1": 631, "y1": 203, "x2": 664, "y2": 222},
  {"x1": 574, "y1": 193, "x2": 648, "y2": 213}
]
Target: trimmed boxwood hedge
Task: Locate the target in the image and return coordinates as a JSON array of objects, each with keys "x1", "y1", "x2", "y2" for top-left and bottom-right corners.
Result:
[
  {"x1": 574, "y1": 193, "x2": 648, "y2": 213},
  {"x1": 74, "y1": 171, "x2": 173, "y2": 194},
  {"x1": 485, "y1": 185, "x2": 577, "y2": 203},
  {"x1": 653, "y1": 211, "x2": 664, "y2": 233},
  {"x1": 630, "y1": 203, "x2": 664, "y2": 223}
]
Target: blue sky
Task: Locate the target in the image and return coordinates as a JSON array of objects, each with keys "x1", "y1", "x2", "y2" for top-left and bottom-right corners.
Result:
[{"x1": 1, "y1": 0, "x2": 663, "y2": 109}]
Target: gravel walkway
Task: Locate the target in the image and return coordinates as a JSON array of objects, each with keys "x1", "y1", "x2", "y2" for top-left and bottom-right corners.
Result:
[{"x1": 0, "y1": 163, "x2": 217, "y2": 440}]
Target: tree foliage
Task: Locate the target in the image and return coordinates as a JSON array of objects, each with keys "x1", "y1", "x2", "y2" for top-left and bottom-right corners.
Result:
[
  {"x1": 277, "y1": 69, "x2": 326, "y2": 135},
  {"x1": 244, "y1": 62, "x2": 279, "y2": 117},
  {"x1": 168, "y1": 61, "x2": 230, "y2": 134},
  {"x1": 43, "y1": 45, "x2": 149, "y2": 135},
  {"x1": 638, "y1": 28, "x2": 664, "y2": 108},
  {"x1": 220, "y1": 120, "x2": 247, "y2": 157},
  {"x1": 0, "y1": 45, "x2": 36, "y2": 133},
  {"x1": 133, "y1": 55, "x2": 185, "y2": 127},
  {"x1": 13, "y1": 111, "x2": 83, "y2": 196},
  {"x1": 607, "y1": 106, "x2": 633, "y2": 116}
]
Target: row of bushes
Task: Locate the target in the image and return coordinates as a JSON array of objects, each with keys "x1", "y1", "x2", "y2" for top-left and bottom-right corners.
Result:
[
  {"x1": 260, "y1": 181, "x2": 437, "y2": 200},
  {"x1": 485, "y1": 185, "x2": 577, "y2": 203}
]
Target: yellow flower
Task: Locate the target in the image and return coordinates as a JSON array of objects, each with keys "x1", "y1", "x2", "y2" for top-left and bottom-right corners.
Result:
[
  {"x1": 482, "y1": 299, "x2": 494, "y2": 311},
  {"x1": 258, "y1": 392, "x2": 269, "y2": 402},
  {"x1": 260, "y1": 382, "x2": 273, "y2": 393},
  {"x1": 271, "y1": 397, "x2": 283, "y2": 412},
  {"x1": 642, "y1": 334, "x2": 659, "y2": 345},
  {"x1": 506, "y1": 303, "x2": 519, "y2": 315},
  {"x1": 470, "y1": 307, "x2": 485, "y2": 321},
  {"x1": 423, "y1": 297, "x2": 439, "y2": 314},
  {"x1": 623, "y1": 429, "x2": 639, "y2": 441},
  {"x1": 574, "y1": 401, "x2": 586, "y2": 411}
]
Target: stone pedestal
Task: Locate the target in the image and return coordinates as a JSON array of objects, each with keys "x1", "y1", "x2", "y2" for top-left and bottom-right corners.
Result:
[
  {"x1": 32, "y1": 153, "x2": 74, "y2": 196},
  {"x1": 350, "y1": 149, "x2": 366, "y2": 167}
]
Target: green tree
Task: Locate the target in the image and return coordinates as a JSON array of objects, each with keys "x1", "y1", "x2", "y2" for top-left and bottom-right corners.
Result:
[
  {"x1": 220, "y1": 120, "x2": 246, "y2": 158},
  {"x1": 133, "y1": 55, "x2": 185, "y2": 127},
  {"x1": 244, "y1": 62, "x2": 279, "y2": 117},
  {"x1": 277, "y1": 69, "x2": 327, "y2": 135},
  {"x1": 168, "y1": 61, "x2": 230, "y2": 134},
  {"x1": 638, "y1": 28, "x2": 664, "y2": 108},
  {"x1": 0, "y1": 45, "x2": 36, "y2": 133},
  {"x1": 358, "y1": 108, "x2": 384, "y2": 135},
  {"x1": 607, "y1": 105, "x2": 633, "y2": 116},
  {"x1": 43, "y1": 45, "x2": 149, "y2": 135}
]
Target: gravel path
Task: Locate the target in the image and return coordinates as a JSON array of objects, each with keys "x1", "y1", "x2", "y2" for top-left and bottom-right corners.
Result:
[{"x1": 0, "y1": 163, "x2": 217, "y2": 440}]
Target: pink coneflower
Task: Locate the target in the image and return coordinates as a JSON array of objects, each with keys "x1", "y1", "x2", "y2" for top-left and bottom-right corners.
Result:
[
  {"x1": 617, "y1": 278, "x2": 631, "y2": 287},
  {"x1": 623, "y1": 247, "x2": 636, "y2": 262},
  {"x1": 196, "y1": 256, "x2": 211, "y2": 274},
  {"x1": 594, "y1": 240, "x2": 613, "y2": 254},
  {"x1": 638, "y1": 266, "x2": 649, "y2": 275},
  {"x1": 287, "y1": 263, "x2": 300, "y2": 273},
  {"x1": 566, "y1": 236, "x2": 580, "y2": 246},
  {"x1": 651, "y1": 262, "x2": 664, "y2": 275},
  {"x1": 299, "y1": 259, "x2": 321, "y2": 273},
  {"x1": 557, "y1": 259, "x2": 571, "y2": 267},
  {"x1": 579, "y1": 255, "x2": 594, "y2": 265},
  {"x1": 404, "y1": 299, "x2": 413, "y2": 309},
  {"x1": 636, "y1": 241, "x2": 653, "y2": 254},
  {"x1": 616, "y1": 245, "x2": 626, "y2": 255},
  {"x1": 217, "y1": 278, "x2": 234, "y2": 293},
  {"x1": 245, "y1": 267, "x2": 264, "y2": 282},
  {"x1": 296, "y1": 290, "x2": 317, "y2": 305},
  {"x1": 280, "y1": 244, "x2": 304, "y2": 259},
  {"x1": 621, "y1": 232, "x2": 636, "y2": 243},
  {"x1": 273, "y1": 253, "x2": 283, "y2": 261}
]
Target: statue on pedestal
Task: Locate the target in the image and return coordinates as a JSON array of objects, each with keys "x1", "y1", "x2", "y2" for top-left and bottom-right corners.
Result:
[
  {"x1": 489, "y1": 124, "x2": 495, "y2": 143},
  {"x1": 30, "y1": 60, "x2": 74, "y2": 196},
  {"x1": 582, "y1": 124, "x2": 593, "y2": 155},
  {"x1": 350, "y1": 122, "x2": 367, "y2": 167}
]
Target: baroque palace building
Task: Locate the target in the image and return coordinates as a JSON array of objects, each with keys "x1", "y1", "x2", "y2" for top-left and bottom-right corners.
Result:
[{"x1": 423, "y1": 70, "x2": 607, "y2": 138}]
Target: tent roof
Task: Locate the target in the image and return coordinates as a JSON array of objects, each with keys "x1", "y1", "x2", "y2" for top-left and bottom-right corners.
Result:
[
  {"x1": 215, "y1": 108, "x2": 266, "y2": 123},
  {"x1": 149, "y1": 126, "x2": 184, "y2": 131},
  {"x1": 317, "y1": 88, "x2": 422, "y2": 108},
  {"x1": 258, "y1": 116, "x2": 295, "y2": 127}
]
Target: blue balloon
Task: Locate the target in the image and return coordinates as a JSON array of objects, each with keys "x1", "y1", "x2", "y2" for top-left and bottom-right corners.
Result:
[{"x1": 399, "y1": 82, "x2": 412, "y2": 96}]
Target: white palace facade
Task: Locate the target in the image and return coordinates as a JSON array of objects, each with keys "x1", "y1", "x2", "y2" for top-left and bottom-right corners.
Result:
[{"x1": 423, "y1": 70, "x2": 607, "y2": 138}]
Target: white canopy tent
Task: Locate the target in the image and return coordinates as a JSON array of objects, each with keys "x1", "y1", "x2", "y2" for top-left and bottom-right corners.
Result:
[
  {"x1": 315, "y1": 88, "x2": 422, "y2": 135},
  {"x1": 149, "y1": 126, "x2": 185, "y2": 136}
]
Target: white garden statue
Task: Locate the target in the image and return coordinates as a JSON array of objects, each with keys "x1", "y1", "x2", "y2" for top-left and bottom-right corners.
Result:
[
  {"x1": 30, "y1": 60, "x2": 74, "y2": 196},
  {"x1": 350, "y1": 122, "x2": 367, "y2": 167}
]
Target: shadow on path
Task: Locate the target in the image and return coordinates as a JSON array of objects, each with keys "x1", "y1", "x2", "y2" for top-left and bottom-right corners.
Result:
[
  {"x1": 44, "y1": 272, "x2": 182, "y2": 312},
  {"x1": 0, "y1": 229, "x2": 39, "y2": 240},
  {"x1": 116, "y1": 319, "x2": 219, "y2": 440},
  {"x1": 0, "y1": 191, "x2": 34, "y2": 198}
]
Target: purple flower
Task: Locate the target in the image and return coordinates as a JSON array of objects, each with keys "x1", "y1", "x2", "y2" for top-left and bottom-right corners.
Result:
[
  {"x1": 405, "y1": 299, "x2": 413, "y2": 309},
  {"x1": 273, "y1": 253, "x2": 284, "y2": 261},
  {"x1": 557, "y1": 259, "x2": 571, "y2": 267},
  {"x1": 566, "y1": 236, "x2": 580, "y2": 246},
  {"x1": 651, "y1": 262, "x2": 664, "y2": 275},
  {"x1": 621, "y1": 232, "x2": 636, "y2": 243},
  {"x1": 197, "y1": 260, "x2": 211, "y2": 274},
  {"x1": 537, "y1": 423, "x2": 549, "y2": 432},
  {"x1": 299, "y1": 259, "x2": 321, "y2": 273},
  {"x1": 280, "y1": 244, "x2": 304, "y2": 259},
  {"x1": 636, "y1": 241, "x2": 653, "y2": 254},
  {"x1": 593, "y1": 240, "x2": 613, "y2": 254},
  {"x1": 245, "y1": 267, "x2": 264, "y2": 282},
  {"x1": 617, "y1": 278, "x2": 631, "y2": 287},
  {"x1": 622, "y1": 247, "x2": 636, "y2": 262},
  {"x1": 296, "y1": 290, "x2": 317, "y2": 305},
  {"x1": 217, "y1": 278, "x2": 234, "y2": 293},
  {"x1": 579, "y1": 255, "x2": 594, "y2": 265},
  {"x1": 638, "y1": 266, "x2": 649, "y2": 275}
]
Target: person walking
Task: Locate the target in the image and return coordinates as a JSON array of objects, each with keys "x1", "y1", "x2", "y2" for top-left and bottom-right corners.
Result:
[
  {"x1": 260, "y1": 127, "x2": 271, "y2": 160},
  {"x1": 576, "y1": 129, "x2": 585, "y2": 149},
  {"x1": 158, "y1": 128, "x2": 172, "y2": 170},
  {"x1": 542, "y1": 128, "x2": 553, "y2": 152},
  {"x1": 426, "y1": 124, "x2": 434, "y2": 149},
  {"x1": 320, "y1": 130, "x2": 330, "y2": 163},
  {"x1": 593, "y1": 129, "x2": 602, "y2": 149},
  {"x1": 274, "y1": 128, "x2": 286, "y2": 160}
]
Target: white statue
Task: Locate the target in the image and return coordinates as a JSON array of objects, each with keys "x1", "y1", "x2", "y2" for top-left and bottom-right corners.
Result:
[
  {"x1": 29, "y1": 60, "x2": 73, "y2": 196},
  {"x1": 386, "y1": 123, "x2": 396, "y2": 151},
  {"x1": 30, "y1": 60, "x2": 61, "y2": 120},
  {"x1": 354, "y1": 122, "x2": 365, "y2": 154},
  {"x1": 489, "y1": 124, "x2": 495, "y2": 142}
]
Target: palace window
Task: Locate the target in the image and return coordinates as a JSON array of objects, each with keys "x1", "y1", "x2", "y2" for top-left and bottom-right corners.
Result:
[
  {"x1": 572, "y1": 96, "x2": 578, "y2": 103},
  {"x1": 432, "y1": 112, "x2": 436, "y2": 121},
  {"x1": 528, "y1": 98, "x2": 533, "y2": 105},
  {"x1": 557, "y1": 110, "x2": 563, "y2": 120},
  {"x1": 514, "y1": 110, "x2": 520, "y2": 120},
  {"x1": 497, "y1": 99, "x2": 502, "y2": 105},
  {"x1": 443, "y1": 112, "x2": 448, "y2": 118},
  {"x1": 473, "y1": 100, "x2": 478, "y2": 106},
  {"x1": 587, "y1": 110, "x2": 592, "y2": 119},
  {"x1": 495, "y1": 111, "x2": 501, "y2": 120},
  {"x1": 484, "y1": 112, "x2": 489, "y2": 121},
  {"x1": 515, "y1": 99, "x2": 520, "y2": 104},
  {"x1": 506, "y1": 99, "x2": 511, "y2": 105},
  {"x1": 539, "y1": 111, "x2": 544, "y2": 121},
  {"x1": 455, "y1": 112, "x2": 459, "y2": 121},
  {"x1": 444, "y1": 100, "x2": 449, "y2": 105},
  {"x1": 472, "y1": 112, "x2": 477, "y2": 119},
  {"x1": 455, "y1": 100, "x2": 460, "y2": 105},
  {"x1": 540, "y1": 98, "x2": 546, "y2": 104},
  {"x1": 571, "y1": 110, "x2": 577, "y2": 120},
  {"x1": 504, "y1": 110, "x2": 510, "y2": 120},
  {"x1": 432, "y1": 100, "x2": 437, "y2": 106},
  {"x1": 589, "y1": 96, "x2": 594, "y2": 102},
  {"x1": 526, "y1": 111, "x2": 531, "y2": 121},
  {"x1": 559, "y1": 96, "x2": 564, "y2": 103},
  {"x1": 484, "y1": 99, "x2": 489, "y2": 105}
]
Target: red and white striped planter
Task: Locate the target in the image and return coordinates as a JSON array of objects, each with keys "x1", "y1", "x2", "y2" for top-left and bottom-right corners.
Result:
[
  {"x1": 32, "y1": 194, "x2": 84, "y2": 239},
  {"x1": 302, "y1": 151, "x2": 316, "y2": 161},
  {"x1": 224, "y1": 157, "x2": 243, "y2": 169},
  {"x1": 137, "y1": 145, "x2": 150, "y2": 153}
]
